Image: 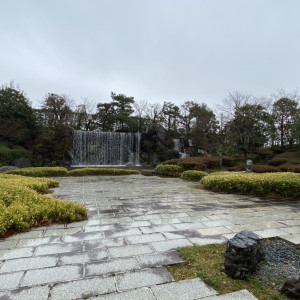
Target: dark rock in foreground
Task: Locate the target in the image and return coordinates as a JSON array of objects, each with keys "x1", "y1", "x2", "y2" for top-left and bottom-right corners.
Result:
[
  {"x1": 224, "y1": 230, "x2": 265, "y2": 279},
  {"x1": 281, "y1": 277, "x2": 300, "y2": 299}
]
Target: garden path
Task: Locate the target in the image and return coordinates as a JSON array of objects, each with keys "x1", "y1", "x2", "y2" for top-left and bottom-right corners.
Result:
[{"x1": 1, "y1": 174, "x2": 300, "y2": 299}]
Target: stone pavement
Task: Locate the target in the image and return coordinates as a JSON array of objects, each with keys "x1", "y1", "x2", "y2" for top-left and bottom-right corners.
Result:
[{"x1": 0, "y1": 174, "x2": 300, "y2": 299}]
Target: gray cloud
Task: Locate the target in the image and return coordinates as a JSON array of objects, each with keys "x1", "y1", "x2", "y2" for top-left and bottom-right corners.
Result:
[{"x1": 1, "y1": 0, "x2": 299, "y2": 108}]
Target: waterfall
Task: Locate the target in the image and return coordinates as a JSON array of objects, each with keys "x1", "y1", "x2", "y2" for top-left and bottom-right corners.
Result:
[
  {"x1": 72, "y1": 130, "x2": 141, "y2": 167},
  {"x1": 173, "y1": 138, "x2": 190, "y2": 159}
]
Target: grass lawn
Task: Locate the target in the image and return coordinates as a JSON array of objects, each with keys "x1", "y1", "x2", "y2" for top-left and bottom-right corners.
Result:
[{"x1": 167, "y1": 244, "x2": 288, "y2": 300}]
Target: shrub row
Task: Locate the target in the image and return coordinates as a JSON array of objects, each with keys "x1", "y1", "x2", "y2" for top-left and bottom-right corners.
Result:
[
  {"x1": 161, "y1": 156, "x2": 244, "y2": 171},
  {"x1": 6, "y1": 167, "x2": 141, "y2": 177},
  {"x1": 227, "y1": 165, "x2": 281, "y2": 173},
  {"x1": 0, "y1": 175, "x2": 88, "y2": 237},
  {"x1": 156, "y1": 164, "x2": 184, "y2": 176},
  {"x1": 68, "y1": 168, "x2": 140, "y2": 176},
  {"x1": 181, "y1": 170, "x2": 208, "y2": 181},
  {"x1": 200, "y1": 172, "x2": 300, "y2": 198}
]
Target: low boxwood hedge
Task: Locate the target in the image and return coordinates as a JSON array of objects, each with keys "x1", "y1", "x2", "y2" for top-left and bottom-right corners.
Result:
[
  {"x1": 68, "y1": 168, "x2": 140, "y2": 176},
  {"x1": 181, "y1": 170, "x2": 208, "y2": 181},
  {"x1": 156, "y1": 164, "x2": 184, "y2": 176},
  {"x1": 0, "y1": 175, "x2": 88, "y2": 237},
  {"x1": 200, "y1": 172, "x2": 300, "y2": 198},
  {"x1": 6, "y1": 167, "x2": 69, "y2": 177}
]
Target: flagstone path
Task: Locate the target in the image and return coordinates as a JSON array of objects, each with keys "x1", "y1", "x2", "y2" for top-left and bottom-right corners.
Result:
[{"x1": 1, "y1": 174, "x2": 300, "y2": 299}]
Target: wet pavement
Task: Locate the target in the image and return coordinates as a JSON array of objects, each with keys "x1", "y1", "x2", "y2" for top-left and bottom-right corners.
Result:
[{"x1": 0, "y1": 174, "x2": 300, "y2": 299}]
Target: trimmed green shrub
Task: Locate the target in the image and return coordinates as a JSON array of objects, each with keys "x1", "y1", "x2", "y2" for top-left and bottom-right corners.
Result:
[
  {"x1": 200, "y1": 172, "x2": 300, "y2": 198},
  {"x1": 156, "y1": 164, "x2": 184, "y2": 176},
  {"x1": 68, "y1": 168, "x2": 140, "y2": 176},
  {"x1": 181, "y1": 170, "x2": 208, "y2": 181},
  {"x1": 161, "y1": 156, "x2": 242, "y2": 171},
  {"x1": 0, "y1": 175, "x2": 88, "y2": 236},
  {"x1": 6, "y1": 167, "x2": 69, "y2": 177},
  {"x1": 0, "y1": 143, "x2": 31, "y2": 165},
  {"x1": 227, "y1": 165, "x2": 280, "y2": 173}
]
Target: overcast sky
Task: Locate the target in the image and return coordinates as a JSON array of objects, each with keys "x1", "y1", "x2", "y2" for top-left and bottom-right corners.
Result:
[{"x1": 1, "y1": 0, "x2": 300, "y2": 109}]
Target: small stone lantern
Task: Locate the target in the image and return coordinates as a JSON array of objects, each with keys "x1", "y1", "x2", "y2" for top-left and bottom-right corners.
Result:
[{"x1": 246, "y1": 159, "x2": 253, "y2": 173}]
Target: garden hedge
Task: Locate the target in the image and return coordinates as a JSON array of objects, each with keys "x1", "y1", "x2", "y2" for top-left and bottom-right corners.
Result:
[
  {"x1": 181, "y1": 170, "x2": 208, "y2": 181},
  {"x1": 0, "y1": 174, "x2": 88, "y2": 237},
  {"x1": 68, "y1": 168, "x2": 140, "y2": 176},
  {"x1": 156, "y1": 164, "x2": 184, "y2": 176},
  {"x1": 6, "y1": 167, "x2": 69, "y2": 177},
  {"x1": 200, "y1": 172, "x2": 300, "y2": 198}
]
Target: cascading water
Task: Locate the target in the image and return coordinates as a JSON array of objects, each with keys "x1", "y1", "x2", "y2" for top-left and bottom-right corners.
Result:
[
  {"x1": 72, "y1": 130, "x2": 141, "y2": 167},
  {"x1": 173, "y1": 138, "x2": 190, "y2": 158}
]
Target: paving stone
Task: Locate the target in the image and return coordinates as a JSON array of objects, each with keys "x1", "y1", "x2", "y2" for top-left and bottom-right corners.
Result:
[
  {"x1": 196, "y1": 227, "x2": 233, "y2": 236},
  {"x1": 63, "y1": 231, "x2": 104, "y2": 243},
  {"x1": 202, "y1": 219, "x2": 234, "y2": 227},
  {"x1": 151, "y1": 218, "x2": 183, "y2": 225},
  {"x1": 140, "y1": 225, "x2": 176, "y2": 234},
  {"x1": 58, "y1": 249, "x2": 108, "y2": 265},
  {"x1": 204, "y1": 289, "x2": 258, "y2": 299},
  {"x1": 151, "y1": 239, "x2": 193, "y2": 252},
  {"x1": 108, "y1": 244, "x2": 154, "y2": 258},
  {"x1": 281, "y1": 233, "x2": 300, "y2": 244},
  {"x1": 51, "y1": 276, "x2": 116, "y2": 300},
  {"x1": 21, "y1": 265, "x2": 82, "y2": 287},
  {"x1": 253, "y1": 228, "x2": 288, "y2": 238},
  {"x1": 6, "y1": 230, "x2": 44, "y2": 240},
  {"x1": 0, "y1": 247, "x2": 34, "y2": 260},
  {"x1": 43, "y1": 227, "x2": 82, "y2": 237},
  {"x1": 0, "y1": 240, "x2": 18, "y2": 250},
  {"x1": 0, "y1": 285, "x2": 50, "y2": 300},
  {"x1": 86, "y1": 257, "x2": 140, "y2": 276},
  {"x1": 104, "y1": 228, "x2": 141, "y2": 238},
  {"x1": 151, "y1": 278, "x2": 217, "y2": 299},
  {"x1": 84, "y1": 224, "x2": 119, "y2": 232},
  {"x1": 35, "y1": 242, "x2": 83, "y2": 256},
  {"x1": 126, "y1": 233, "x2": 166, "y2": 244},
  {"x1": 135, "y1": 251, "x2": 184, "y2": 268},
  {"x1": 16, "y1": 236, "x2": 62, "y2": 248},
  {"x1": 280, "y1": 219, "x2": 300, "y2": 226},
  {"x1": 120, "y1": 220, "x2": 152, "y2": 227},
  {"x1": 189, "y1": 236, "x2": 226, "y2": 246},
  {"x1": 254, "y1": 221, "x2": 285, "y2": 230},
  {"x1": 85, "y1": 237, "x2": 126, "y2": 251},
  {"x1": 115, "y1": 267, "x2": 173, "y2": 291},
  {"x1": 224, "y1": 224, "x2": 260, "y2": 233},
  {"x1": 163, "y1": 230, "x2": 202, "y2": 240},
  {"x1": 90, "y1": 287, "x2": 155, "y2": 300},
  {"x1": 173, "y1": 222, "x2": 207, "y2": 230},
  {"x1": 0, "y1": 256, "x2": 58, "y2": 273},
  {"x1": 0, "y1": 271, "x2": 24, "y2": 290},
  {"x1": 280, "y1": 226, "x2": 300, "y2": 234}
]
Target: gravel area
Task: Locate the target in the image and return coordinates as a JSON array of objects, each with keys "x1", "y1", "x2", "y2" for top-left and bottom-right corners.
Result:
[{"x1": 255, "y1": 238, "x2": 300, "y2": 292}]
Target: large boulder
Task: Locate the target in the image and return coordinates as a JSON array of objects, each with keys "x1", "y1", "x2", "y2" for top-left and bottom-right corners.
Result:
[
  {"x1": 281, "y1": 277, "x2": 300, "y2": 299},
  {"x1": 0, "y1": 166, "x2": 19, "y2": 173},
  {"x1": 12, "y1": 157, "x2": 32, "y2": 168},
  {"x1": 224, "y1": 230, "x2": 265, "y2": 279}
]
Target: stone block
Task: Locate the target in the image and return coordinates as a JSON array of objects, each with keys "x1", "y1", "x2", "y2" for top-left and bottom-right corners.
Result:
[
  {"x1": 21, "y1": 265, "x2": 82, "y2": 287},
  {"x1": 90, "y1": 287, "x2": 155, "y2": 300},
  {"x1": 86, "y1": 257, "x2": 140, "y2": 276},
  {"x1": 51, "y1": 276, "x2": 116, "y2": 300},
  {"x1": 151, "y1": 278, "x2": 217, "y2": 299},
  {"x1": 151, "y1": 239, "x2": 192, "y2": 252},
  {"x1": 224, "y1": 230, "x2": 264, "y2": 279},
  {"x1": 0, "y1": 286, "x2": 50, "y2": 300},
  {"x1": 108, "y1": 244, "x2": 154, "y2": 258},
  {"x1": 115, "y1": 268, "x2": 173, "y2": 291}
]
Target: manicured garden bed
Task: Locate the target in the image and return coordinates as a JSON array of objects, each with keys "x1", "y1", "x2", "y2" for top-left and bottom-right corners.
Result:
[
  {"x1": 0, "y1": 174, "x2": 88, "y2": 237},
  {"x1": 199, "y1": 172, "x2": 300, "y2": 198}
]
